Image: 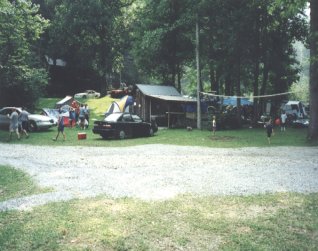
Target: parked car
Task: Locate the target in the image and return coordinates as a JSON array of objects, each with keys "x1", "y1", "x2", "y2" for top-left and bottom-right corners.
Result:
[
  {"x1": 0, "y1": 107, "x2": 55, "y2": 132},
  {"x1": 109, "y1": 88, "x2": 129, "y2": 98},
  {"x1": 92, "y1": 112, "x2": 158, "y2": 139},
  {"x1": 74, "y1": 90, "x2": 100, "y2": 99},
  {"x1": 281, "y1": 101, "x2": 308, "y2": 119},
  {"x1": 41, "y1": 106, "x2": 70, "y2": 125}
]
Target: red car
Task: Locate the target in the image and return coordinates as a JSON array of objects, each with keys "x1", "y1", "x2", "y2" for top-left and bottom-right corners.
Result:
[{"x1": 109, "y1": 88, "x2": 129, "y2": 98}]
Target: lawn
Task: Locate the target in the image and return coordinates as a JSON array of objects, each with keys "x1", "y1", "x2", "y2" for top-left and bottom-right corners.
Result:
[
  {"x1": 1, "y1": 166, "x2": 318, "y2": 250},
  {"x1": 1, "y1": 96, "x2": 316, "y2": 147},
  {"x1": 0, "y1": 188, "x2": 317, "y2": 250},
  {"x1": 0, "y1": 125, "x2": 316, "y2": 148},
  {"x1": 0, "y1": 165, "x2": 51, "y2": 202},
  {"x1": 1, "y1": 97, "x2": 318, "y2": 250}
]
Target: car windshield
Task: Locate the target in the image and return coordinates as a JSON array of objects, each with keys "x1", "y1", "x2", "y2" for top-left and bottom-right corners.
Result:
[
  {"x1": 47, "y1": 109, "x2": 59, "y2": 117},
  {"x1": 105, "y1": 113, "x2": 122, "y2": 122},
  {"x1": 131, "y1": 115, "x2": 142, "y2": 122}
]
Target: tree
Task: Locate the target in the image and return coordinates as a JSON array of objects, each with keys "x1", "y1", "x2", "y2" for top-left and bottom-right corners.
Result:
[
  {"x1": 0, "y1": 0, "x2": 49, "y2": 108},
  {"x1": 309, "y1": 0, "x2": 318, "y2": 140},
  {"x1": 131, "y1": 0, "x2": 194, "y2": 88},
  {"x1": 43, "y1": 0, "x2": 130, "y2": 94}
]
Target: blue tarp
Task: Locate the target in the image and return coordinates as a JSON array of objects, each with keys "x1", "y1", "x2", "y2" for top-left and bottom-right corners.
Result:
[{"x1": 221, "y1": 96, "x2": 253, "y2": 106}]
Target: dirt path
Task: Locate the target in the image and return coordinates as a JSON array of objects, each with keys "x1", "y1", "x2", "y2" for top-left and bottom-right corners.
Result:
[{"x1": 1, "y1": 143, "x2": 318, "y2": 211}]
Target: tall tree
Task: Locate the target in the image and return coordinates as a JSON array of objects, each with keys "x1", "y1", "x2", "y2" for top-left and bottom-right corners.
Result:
[
  {"x1": 44, "y1": 0, "x2": 129, "y2": 94},
  {"x1": 0, "y1": 0, "x2": 49, "y2": 108},
  {"x1": 131, "y1": 0, "x2": 193, "y2": 87},
  {"x1": 309, "y1": 0, "x2": 318, "y2": 139}
]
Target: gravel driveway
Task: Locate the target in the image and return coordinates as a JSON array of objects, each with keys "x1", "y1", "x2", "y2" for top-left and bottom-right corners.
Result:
[{"x1": 1, "y1": 143, "x2": 318, "y2": 211}]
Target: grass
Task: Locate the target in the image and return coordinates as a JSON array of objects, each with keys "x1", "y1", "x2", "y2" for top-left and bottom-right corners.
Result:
[
  {"x1": 1, "y1": 97, "x2": 317, "y2": 250},
  {"x1": 0, "y1": 165, "x2": 50, "y2": 202},
  {"x1": 0, "y1": 192, "x2": 317, "y2": 250},
  {"x1": 1, "y1": 96, "x2": 316, "y2": 147},
  {"x1": 0, "y1": 126, "x2": 316, "y2": 148}
]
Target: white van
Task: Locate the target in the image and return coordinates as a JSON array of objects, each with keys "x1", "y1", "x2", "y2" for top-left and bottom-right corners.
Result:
[{"x1": 281, "y1": 101, "x2": 307, "y2": 119}]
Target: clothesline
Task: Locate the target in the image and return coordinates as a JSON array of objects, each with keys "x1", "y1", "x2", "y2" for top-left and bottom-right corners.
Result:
[{"x1": 200, "y1": 91, "x2": 296, "y2": 99}]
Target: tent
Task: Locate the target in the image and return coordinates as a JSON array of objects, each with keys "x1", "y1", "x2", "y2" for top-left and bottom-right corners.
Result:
[
  {"x1": 55, "y1": 96, "x2": 74, "y2": 108},
  {"x1": 105, "y1": 95, "x2": 134, "y2": 116}
]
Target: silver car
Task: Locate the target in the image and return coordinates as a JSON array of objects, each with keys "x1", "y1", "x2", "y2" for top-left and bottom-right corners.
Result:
[
  {"x1": 0, "y1": 107, "x2": 55, "y2": 132},
  {"x1": 74, "y1": 90, "x2": 100, "y2": 99}
]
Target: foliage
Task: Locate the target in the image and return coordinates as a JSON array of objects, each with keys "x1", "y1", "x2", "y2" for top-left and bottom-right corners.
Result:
[
  {"x1": 43, "y1": 0, "x2": 130, "y2": 92},
  {"x1": 131, "y1": 0, "x2": 194, "y2": 86},
  {"x1": 289, "y1": 80, "x2": 309, "y2": 102},
  {"x1": 0, "y1": 0, "x2": 49, "y2": 108},
  {"x1": 308, "y1": 0, "x2": 318, "y2": 140},
  {"x1": 129, "y1": 0, "x2": 309, "y2": 128}
]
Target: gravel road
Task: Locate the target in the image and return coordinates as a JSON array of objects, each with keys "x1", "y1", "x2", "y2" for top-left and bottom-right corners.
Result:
[{"x1": 1, "y1": 143, "x2": 318, "y2": 211}]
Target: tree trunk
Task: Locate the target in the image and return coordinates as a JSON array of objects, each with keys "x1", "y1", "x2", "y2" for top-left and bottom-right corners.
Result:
[
  {"x1": 196, "y1": 14, "x2": 201, "y2": 129},
  {"x1": 252, "y1": 8, "x2": 261, "y2": 126},
  {"x1": 225, "y1": 71, "x2": 232, "y2": 96},
  {"x1": 309, "y1": 0, "x2": 318, "y2": 139},
  {"x1": 259, "y1": 59, "x2": 269, "y2": 114},
  {"x1": 235, "y1": 56, "x2": 242, "y2": 128},
  {"x1": 177, "y1": 63, "x2": 181, "y2": 92},
  {"x1": 209, "y1": 63, "x2": 216, "y2": 92}
]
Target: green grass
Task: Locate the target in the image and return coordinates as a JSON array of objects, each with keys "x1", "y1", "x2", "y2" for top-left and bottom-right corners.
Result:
[
  {"x1": 1, "y1": 97, "x2": 317, "y2": 250},
  {"x1": 0, "y1": 165, "x2": 50, "y2": 202},
  {"x1": 0, "y1": 126, "x2": 316, "y2": 147},
  {"x1": 1, "y1": 96, "x2": 316, "y2": 147},
  {"x1": 0, "y1": 193, "x2": 317, "y2": 250}
]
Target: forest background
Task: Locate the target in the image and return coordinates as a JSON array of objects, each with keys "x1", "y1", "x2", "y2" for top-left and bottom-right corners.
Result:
[{"x1": 0, "y1": 0, "x2": 317, "y2": 137}]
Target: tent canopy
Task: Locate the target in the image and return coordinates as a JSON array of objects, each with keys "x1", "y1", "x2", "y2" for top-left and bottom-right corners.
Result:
[{"x1": 105, "y1": 95, "x2": 134, "y2": 115}]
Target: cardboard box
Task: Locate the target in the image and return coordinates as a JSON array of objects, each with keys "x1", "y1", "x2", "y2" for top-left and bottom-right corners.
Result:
[{"x1": 77, "y1": 132, "x2": 87, "y2": 140}]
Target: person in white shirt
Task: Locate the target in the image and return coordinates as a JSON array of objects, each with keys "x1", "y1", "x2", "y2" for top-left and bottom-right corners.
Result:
[{"x1": 281, "y1": 111, "x2": 287, "y2": 131}]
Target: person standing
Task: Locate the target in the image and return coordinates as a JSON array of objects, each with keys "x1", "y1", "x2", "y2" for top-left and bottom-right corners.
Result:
[
  {"x1": 69, "y1": 107, "x2": 75, "y2": 128},
  {"x1": 52, "y1": 110, "x2": 66, "y2": 141},
  {"x1": 280, "y1": 111, "x2": 287, "y2": 131},
  {"x1": 84, "y1": 104, "x2": 90, "y2": 128},
  {"x1": 265, "y1": 118, "x2": 274, "y2": 144},
  {"x1": 79, "y1": 104, "x2": 86, "y2": 129},
  {"x1": 19, "y1": 107, "x2": 29, "y2": 138},
  {"x1": 212, "y1": 116, "x2": 216, "y2": 135},
  {"x1": 7, "y1": 108, "x2": 20, "y2": 141}
]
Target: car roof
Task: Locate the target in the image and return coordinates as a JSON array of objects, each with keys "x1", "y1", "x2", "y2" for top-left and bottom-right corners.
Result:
[{"x1": 1, "y1": 107, "x2": 22, "y2": 111}]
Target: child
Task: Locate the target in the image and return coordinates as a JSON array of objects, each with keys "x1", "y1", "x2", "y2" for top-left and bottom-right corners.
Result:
[
  {"x1": 212, "y1": 116, "x2": 216, "y2": 135},
  {"x1": 53, "y1": 112, "x2": 66, "y2": 141},
  {"x1": 265, "y1": 118, "x2": 274, "y2": 144}
]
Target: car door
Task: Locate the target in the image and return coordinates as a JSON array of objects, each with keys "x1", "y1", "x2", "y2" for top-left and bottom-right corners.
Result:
[
  {"x1": 121, "y1": 113, "x2": 134, "y2": 137},
  {"x1": 131, "y1": 115, "x2": 149, "y2": 137}
]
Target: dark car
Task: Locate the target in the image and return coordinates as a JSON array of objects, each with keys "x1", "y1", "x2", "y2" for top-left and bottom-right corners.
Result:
[{"x1": 92, "y1": 113, "x2": 158, "y2": 139}]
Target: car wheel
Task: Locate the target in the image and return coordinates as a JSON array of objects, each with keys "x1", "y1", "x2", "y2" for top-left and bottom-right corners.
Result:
[
  {"x1": 28, "y1": 121, "x2": 37, "y2": 132},
  {"x1": 101, "y1": 134, "x2": 108, "y2": 139},
  {"x1": 118, "y1": 130, "x2": 125, "y2": 139},
  {"x1": 149, "y1": 128, "x2": 154, "y2": 136}
]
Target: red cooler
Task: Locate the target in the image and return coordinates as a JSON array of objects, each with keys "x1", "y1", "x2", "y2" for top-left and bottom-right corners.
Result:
[{"x1": 78, "y1": 132, "x2": 87, "y2": 140}]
